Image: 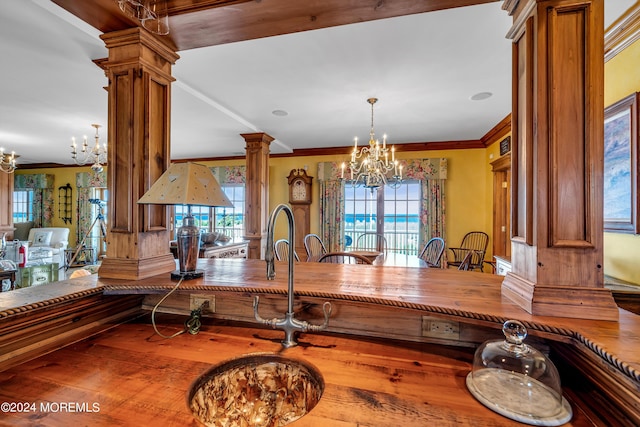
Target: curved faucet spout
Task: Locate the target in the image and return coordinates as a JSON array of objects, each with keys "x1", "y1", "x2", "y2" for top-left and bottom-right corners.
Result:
[
  {"x1": 255, "y1": 203, "x2": 331, "y2": 348},
  {"x1": 265, "y1": 204, "x2": 295, "y2": 284}
]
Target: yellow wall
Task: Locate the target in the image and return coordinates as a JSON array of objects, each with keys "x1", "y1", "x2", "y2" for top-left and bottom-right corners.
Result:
[
  {"x1": 14, "y1": 165, "x2": 99, "y2": 248},
  {"x1": 604, "y1": 39, "x2": 640, "y2": 284},
  {"x1": 17, "y1": 147, "x2": 494, "y2": 261},
  {"x1": 205, "y1": 147, "x2": 492, "y2": 259}
]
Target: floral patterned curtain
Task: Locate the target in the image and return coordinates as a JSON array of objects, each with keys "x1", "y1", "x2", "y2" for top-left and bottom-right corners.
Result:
[
  {"x1": 14, "y1": 174, "x2": 54, "y2": 227},
  {"x1": 76, "y1": 171, "x2": 106, "y2": 250},
  {"x1": 317, "y1": 162, "x2": 346, "y2": 252},
  {"x1": 401, "y1": 158, "x2": 447, "y2": 251},
  {"x1": 210, "y1": 165, "x2": 246, "y2": 184},
  {"x1": 317, "y1": 158, "x2": 447, "y2": 254}
]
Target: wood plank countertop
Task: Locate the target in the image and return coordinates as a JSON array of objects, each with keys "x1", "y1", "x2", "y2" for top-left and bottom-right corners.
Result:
[
  {"x1": 101, "y1": 259, "x2": 640, "y2": 382},
  {"x1": 0, "y1": 258, "x2": 639, "y2": 425},
  {"x1": 0, "y1": 316, "x2": 600, "y2": 426},
  {"x1": 1, "y1": 258, "x2": 639, "y2": 379}
]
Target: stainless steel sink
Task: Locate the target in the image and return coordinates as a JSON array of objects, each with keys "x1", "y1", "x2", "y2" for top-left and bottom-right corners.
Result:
[{"x1": 188, "y1": 353, "x2": 324, "y2": 427}]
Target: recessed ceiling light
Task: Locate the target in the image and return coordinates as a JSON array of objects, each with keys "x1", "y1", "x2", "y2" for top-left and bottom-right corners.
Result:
[
  {"x1": 470, "y1": 92, "x2": 493, "y2": 101},
  {"x1": 272, "y1": 109, "x2": 288, "y2": 117}
]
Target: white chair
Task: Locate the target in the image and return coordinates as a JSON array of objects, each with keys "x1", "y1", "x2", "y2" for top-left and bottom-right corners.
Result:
[{"x1": 26, "y1": 227, "x2": 70, "y2": 267}]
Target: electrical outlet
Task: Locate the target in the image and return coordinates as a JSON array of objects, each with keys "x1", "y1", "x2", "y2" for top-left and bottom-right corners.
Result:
[
  {"x1": 190, "y1": 294, "x2": 215, "y2": 313},
  {"x1": 421, "y1": 316, "x2": 460, "y2": 340}
]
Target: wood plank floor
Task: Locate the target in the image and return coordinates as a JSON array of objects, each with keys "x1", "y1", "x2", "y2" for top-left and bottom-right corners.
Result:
[{"x1": 0, "y1": 314, "x2": 599, "y2": 426}]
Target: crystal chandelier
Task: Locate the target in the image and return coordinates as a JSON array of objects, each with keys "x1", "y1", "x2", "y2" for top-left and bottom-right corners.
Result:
[
  {"x1": 341, "y1": 98, "x2": 402, "y2": 190},
  {"x1": 71, "y1": 124, "x2": 107, "y2": 172},
  {"x1": 0, "y1": 148, "x2": 17, "y2": 173}
]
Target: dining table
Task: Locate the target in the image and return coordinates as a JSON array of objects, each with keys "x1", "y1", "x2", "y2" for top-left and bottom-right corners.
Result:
[
  {"x1": 307, "y1": 250, "x2": 428, "y2": 268},
  {"x1": 372, "y1": 252, "x2": 428, "y2": 267},
  {"x1": 346, "y1": 250, "x2": 383, "y2": 263}
]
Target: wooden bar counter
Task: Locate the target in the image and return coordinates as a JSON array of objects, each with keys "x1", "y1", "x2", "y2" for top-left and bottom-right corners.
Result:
[{"x1": 0, "y1": 258, "x2": 639, "y2": 426}]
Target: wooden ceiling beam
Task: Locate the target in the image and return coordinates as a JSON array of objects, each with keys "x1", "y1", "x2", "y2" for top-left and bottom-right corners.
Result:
[{"x1": 52, "y1": 0, "x2": 495, "y2": 51}]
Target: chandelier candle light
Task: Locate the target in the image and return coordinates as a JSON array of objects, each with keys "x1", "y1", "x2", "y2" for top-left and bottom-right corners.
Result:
[
  {"x1": 71, "y1": 124, "x2": 107, "y2": 173},
  {"x1": 0, "y1": 148, "x2": 17, "y2": 173},
  {"x1": 341, "y1": 98, "x2": 402, "y2": 190}
]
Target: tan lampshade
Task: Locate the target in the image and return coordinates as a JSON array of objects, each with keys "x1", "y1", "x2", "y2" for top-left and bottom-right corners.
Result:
[{"x1": 138, "y1": 162, "x2": 233, "y2": 207}]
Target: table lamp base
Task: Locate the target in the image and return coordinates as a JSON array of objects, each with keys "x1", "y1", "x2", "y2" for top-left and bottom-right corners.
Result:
[{"x1": 171, "y1": 270, "x2": 203, "y2": 280}]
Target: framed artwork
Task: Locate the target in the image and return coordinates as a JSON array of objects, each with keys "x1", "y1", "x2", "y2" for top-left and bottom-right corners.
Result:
[{"x1": 603, "y1": 93, "x2": 639, "y2": 233}]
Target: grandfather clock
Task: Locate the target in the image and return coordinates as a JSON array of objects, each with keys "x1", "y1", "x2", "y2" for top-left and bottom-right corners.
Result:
[{"x1": 287, "y1": 168, "x2": 312, "y2": 258}]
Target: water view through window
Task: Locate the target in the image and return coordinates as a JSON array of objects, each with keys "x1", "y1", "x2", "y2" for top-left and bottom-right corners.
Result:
[{"x1": 344, "y1": 180, "x2": 421, "y2": 254}]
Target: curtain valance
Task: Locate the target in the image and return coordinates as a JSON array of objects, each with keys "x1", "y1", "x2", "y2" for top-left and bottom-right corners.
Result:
[
  {"x1": 211, "y1": 165, "x2": 246, "y2": 184},
  {"x1": 14, "y1": 174, "x2": 54, "y2": 189},
  {"x1": 317, "y1": 158, "x2": 447, "y2": 181},
  {"x1": 76, "y1": 171, "x2": 106, "y2": 188}
]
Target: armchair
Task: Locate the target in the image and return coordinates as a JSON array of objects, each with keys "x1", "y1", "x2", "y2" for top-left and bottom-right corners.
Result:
[
  {"x1": 447, "y1": 231, "x2": 488, "y2": 272},
  {"x1": 26, "y1": 227, "x2": 70, "y2": 267}
]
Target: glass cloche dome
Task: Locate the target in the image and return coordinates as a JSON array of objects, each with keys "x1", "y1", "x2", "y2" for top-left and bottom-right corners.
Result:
[{"x1": 466, "y1": 320, "x2": 572, "y2": 426}]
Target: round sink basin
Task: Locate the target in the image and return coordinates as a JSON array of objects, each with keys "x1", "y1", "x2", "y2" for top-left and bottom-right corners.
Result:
[{"x1": 188, "y1": 353, "x2": 324, "y2": 427}]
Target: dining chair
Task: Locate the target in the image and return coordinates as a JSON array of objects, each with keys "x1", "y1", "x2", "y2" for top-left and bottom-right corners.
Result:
[
  {"x1": 274, "y1": 239, "x2": 300, "y2": 262},
  {"x1": 418, "y1": 237, "x2": 446, "y2": 268},
  {"x1": 303, "y1": 234, "x2": 327, "y2": 261},
  {"x1": 317, "y1": 252, "x2": 373, "y2": 265},
  {"x1": 457, "y1": 250, "x2": 475, "y2": 271},
  {"x1": 356, "y1": 233, "x2": 387, "y2": 253},
  {"x1": 447, "y1": 231, "x2": 489, "y2": 271}
]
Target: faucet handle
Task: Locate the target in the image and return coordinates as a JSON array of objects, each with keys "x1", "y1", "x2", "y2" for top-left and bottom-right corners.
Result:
[{"x1": 305, "y1": 301, "x2": 332, "y2": 332}]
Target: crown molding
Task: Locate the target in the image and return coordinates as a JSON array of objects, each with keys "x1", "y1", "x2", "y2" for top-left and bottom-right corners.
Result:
[
  {"x1": 502, "y1": 0, "x2": 520, "y2": 16},
  {"x1": 481, "y1": 114, "x2": 511, "y2": 147},
  {"x1": 605, "y1": 2, "x2": 640, "y2": 63}
]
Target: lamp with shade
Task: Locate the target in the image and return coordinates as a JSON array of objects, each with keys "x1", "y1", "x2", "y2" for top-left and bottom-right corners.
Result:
[{"x1": 138, "y1": 162, "x2": 233, "y2": 280}]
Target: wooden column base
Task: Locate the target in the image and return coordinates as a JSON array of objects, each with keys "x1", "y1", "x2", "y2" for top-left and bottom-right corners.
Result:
[
  {"x1": 502, "y1": 273, "x2": 619, "y2": 321},
  {"x1": 244, "y1": 235, "x2": 264, "y2": 260},
  {"x1": 98, "y1": 254, "x2": 176, "y2": 281}
]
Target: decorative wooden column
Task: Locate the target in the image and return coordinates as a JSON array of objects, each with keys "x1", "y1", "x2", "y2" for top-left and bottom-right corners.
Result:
[
  {"x1": 97, "y1": 28, "x2": 179, "y2": 280},
  {"x1": 241, "y1": 132, "x2": 273, "y2": 259},
  {"x1": 502, "y1": 0, "x2": 618, "y2": 320}
]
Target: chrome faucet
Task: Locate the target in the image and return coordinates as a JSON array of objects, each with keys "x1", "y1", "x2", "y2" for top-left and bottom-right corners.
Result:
[{"x1": 254, "y1": 203, "x2": 332, "y2": 348}]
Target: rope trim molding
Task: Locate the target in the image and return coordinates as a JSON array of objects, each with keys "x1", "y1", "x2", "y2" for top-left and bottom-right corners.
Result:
[
  {"x1": 2, "y1": 283, "x2": 637, "y2": 384},
  {"x1": 0, "y1": 288, "x2": 105, "y2": 318},
  {"x1": 102, "y1": 283, "x2": 640, "y2": 383}
]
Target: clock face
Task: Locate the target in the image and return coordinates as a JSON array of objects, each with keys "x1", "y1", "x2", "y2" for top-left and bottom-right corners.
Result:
[{"x1": 292, "y1": 179, "x2": 307, "y2": 201}]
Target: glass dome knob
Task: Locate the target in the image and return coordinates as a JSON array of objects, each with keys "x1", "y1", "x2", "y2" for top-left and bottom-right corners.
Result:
[{"x1": 502, "y1": 320, "x2": 527, "y2": 345}]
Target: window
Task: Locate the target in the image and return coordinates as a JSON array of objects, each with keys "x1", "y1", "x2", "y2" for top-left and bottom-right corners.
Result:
[
  {"x1": 344, "y1": 181, "x2": 421, "y2": 254},
  {"x1": 214, "y1": 184, "x2": 244, "y2": 240},
  {"x1": 173, "y1": 184, "x2": 245, "y2": 240},
  {"x1": 12, "y1": 190, "x2": 34, "y2": 223}
]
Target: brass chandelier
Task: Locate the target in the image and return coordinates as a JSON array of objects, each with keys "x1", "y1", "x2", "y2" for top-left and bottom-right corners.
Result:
[
  {"x1": 341, "y1": 97, "x2": 402, "y2": 190},
  {"x1": 0, "y1": 148, "x2": 17, "y2": 173},
  {"x1": 71, "y1": 124, "x2": 107, "y2": 173}
]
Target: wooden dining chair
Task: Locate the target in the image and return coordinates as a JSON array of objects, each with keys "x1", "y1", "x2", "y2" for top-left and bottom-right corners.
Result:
[
  {"x1": 457, "y1": 250, "x2": 475, "y2": 271},
  {"x1": 274, "y1": 239, "x2": 300, "y2": 262},
  {"x1": 317, "y1": 252, "x2": 373, "y2": 265},
  {"x1": 447, "y1": 231, "x2": 489, "y2": 271},
  {"x1": 418, "y1": 237, "x2": 445, "y2": 268},
  {"x1": 356, "y1": 233, "x2": 387, "y2": 253},
  {"x1": 303, "y1": 234, "x2": 327, "y2": 261}
]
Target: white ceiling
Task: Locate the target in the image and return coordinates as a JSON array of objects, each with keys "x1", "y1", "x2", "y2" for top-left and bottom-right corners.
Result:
[{"x1": 0, "y1": 0, "x2": 635, "y2": 166}]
